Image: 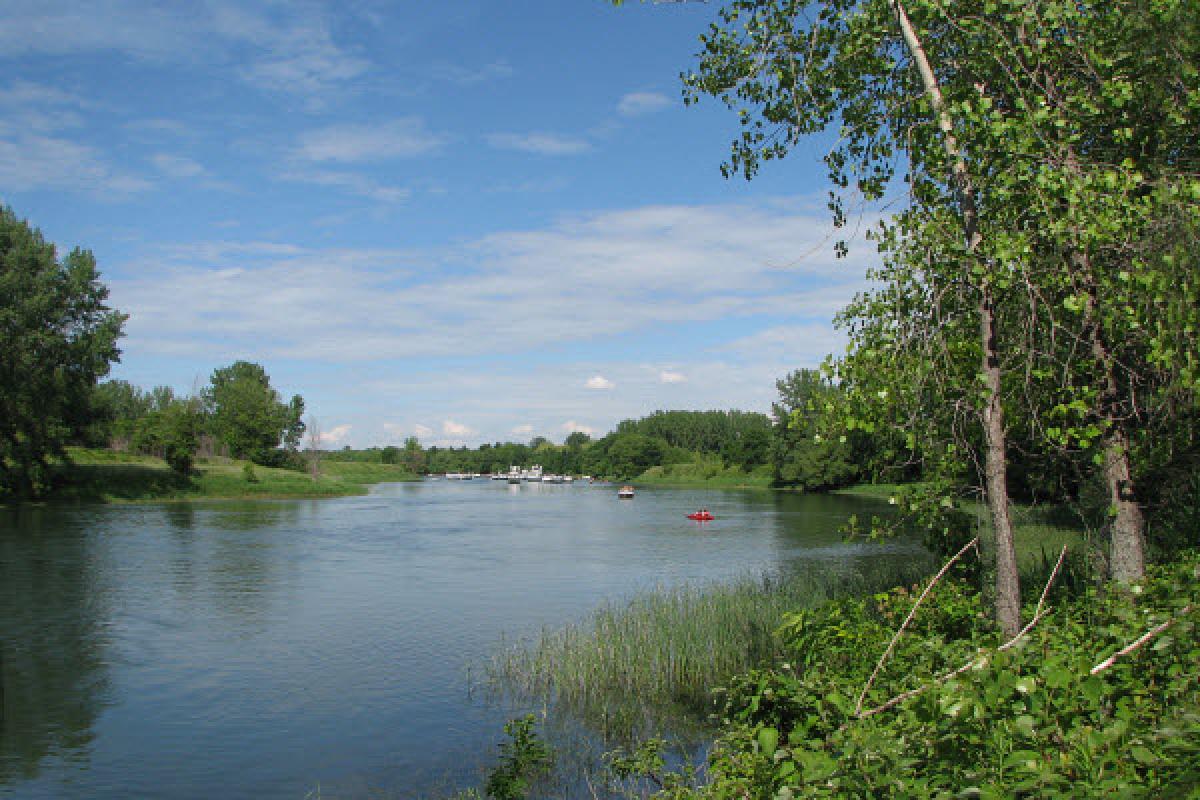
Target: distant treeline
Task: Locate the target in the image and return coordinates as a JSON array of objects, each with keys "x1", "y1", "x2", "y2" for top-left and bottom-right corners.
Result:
[{"x1": 326, "y1": 403, "x2": 871, "y2": 486}]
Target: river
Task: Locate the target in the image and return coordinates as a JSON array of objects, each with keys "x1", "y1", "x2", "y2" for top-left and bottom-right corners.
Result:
[{"x1": 0, "y1": 479, "x2": 919, "y2": 798}]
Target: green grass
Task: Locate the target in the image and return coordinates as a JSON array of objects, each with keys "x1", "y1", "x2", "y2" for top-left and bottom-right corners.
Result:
[
  {"x1": 486, "y1": 560, "x2": 934, "y2": 737},
  {"x1": 39, "y1": 447, "x2": 420, "y2": 503},
  {"x1": 636, "y1": 462, "x2": 774, "y2": 489}
]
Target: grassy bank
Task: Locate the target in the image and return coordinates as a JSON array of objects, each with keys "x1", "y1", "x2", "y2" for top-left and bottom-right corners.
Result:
[
  {"x1": 635, "y1": 462, "x2": 774, "y2": 489},
  {"x1": 39, "y1": 447, "x2": 420, "y2": 504}
]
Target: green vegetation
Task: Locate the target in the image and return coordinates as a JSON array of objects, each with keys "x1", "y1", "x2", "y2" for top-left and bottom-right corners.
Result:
[
  {"x1": 678, "y1": 0, "x2": 1200, "y2": 638},
  {"x1": 0, "y1": 207, "x2": 125, "y2": 499},
  {"x1": 40, "y1": 447, "x2": 417, "y2": 504},
  {"x1": 636, "y1": 461, "x2": 773, "y2": 489},
  {"x1": 203, "y1": 360, "x2": 305, "y2": 466},
  {"x1": 405, "y1": 410, "x2": 777, "y2": 484},
  {"x1": 488, "y1": 561, "x2": 934, "y2": 737},
  {"x1": 603, "y1": 552, "x2": 1199, "y2": 798}
]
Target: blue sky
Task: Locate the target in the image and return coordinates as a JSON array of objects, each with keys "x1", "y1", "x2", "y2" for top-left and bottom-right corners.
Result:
[{"x1": 1, "y1": 1, "x2": 878, "y2": 448}]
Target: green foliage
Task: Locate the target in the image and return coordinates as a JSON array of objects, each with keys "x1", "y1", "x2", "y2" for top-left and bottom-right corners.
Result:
[
  {"x1": 633, "y1": 553, "x2": 1200, "y2": 798},
  {"x1": 242, "y1": 462, "x2": 258, "y2": 483},
  {"x1": 156, "y1": 401, "x2": 201, "y2": 475},
  {"x1": 616, "y1": 410, "x2": 773, "y2": 469},
  {"x1": 771, "y1": 369, "x2": 884, "y2": 491},
  {"x1": 483, "y1": 715, "x2": 554, "y2": 800},
  {"x1": 0, "y1": 207, "x2": 125, "y2": 498},
  {"x1": 203, "y1": 360, "x2": 305, "y2": 464}
]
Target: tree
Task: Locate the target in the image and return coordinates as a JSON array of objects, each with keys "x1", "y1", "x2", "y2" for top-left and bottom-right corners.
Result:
[
  {"x1": 146, "y1": 399, "x2": 202, "y2": 475},
  {"x1": 203, "y1": 361, "x2": 304, "y2": 464},
  {"x1": 401, "y1": 436, "x2": 426, "y2": 474},
  {"x1": 771, "y1": 369, "x2": 866, "y2": 490},
  {"x1": 0, "y1": 207, "x2": 125, "y2": 497},
  {"x1": 304, "y1": 415, "x2": 323, "y2": 479}
]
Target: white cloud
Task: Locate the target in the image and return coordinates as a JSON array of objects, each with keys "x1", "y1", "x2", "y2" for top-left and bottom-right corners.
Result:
[
  {"x1": 430, "y1": 60, "x2": 514, "y2": 85},
  {"x1": 150, "y1": 153, "x2": 205, "y2": 178},
  {"x1": 487, "y1": 132, "x2": 591, "y2": 156},
  {"x1": 585, "y1": 375, "x2": 615, "y2": 390},
  {"x1": 718, "y1": 323, "x2": 849, "y2": 366},
  {"x1": 511, "y1": 424, "x2": 534, "y2": 435},
  {"x1": 295, "y1": 118, "x2": 443, "y2": 163},
  {"x1": 617, "y1": 91, "x2": 672, "y2": 116},
  {"x1": 316, "y1": 423, "x2": 352, "y2": 446},
  {"x1": 109, "y1": 199, "x2": 874, "y2": 366},
  {"x1": 414, "y1": 424, "x2": 434, "y2": 437},
  {"x1": 659, "y1": 370, "x2": 687, "y2": 384},
  {"x1": 443, "y1": 419, "x2": 473, "y2": 437},
  {"x1": 0, "y1": 133, "x2": 151, "y2": 196},
  {"x1": 0, "y1": 2, "x2": 368, "y2": 101},
  {"x1": 278, "y1": 168, "x2": 411, "y2": 203},
  {"x1": 562, "y1": 420, "x2": 595, "y2": 435}
]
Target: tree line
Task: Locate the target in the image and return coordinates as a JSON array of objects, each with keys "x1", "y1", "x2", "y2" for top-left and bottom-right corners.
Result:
[
  {"x1": 335, "y1": 410, "x2": 776, "y2": 481},
  {"x1": 84, "y1": 361, "x2": 306, "y2": 475},
  {"x1": 0, "y1": 205, "x2": 309, "y2": 499}
]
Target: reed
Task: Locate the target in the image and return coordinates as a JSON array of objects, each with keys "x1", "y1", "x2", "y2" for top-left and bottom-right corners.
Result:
[{"x1": 486, "y1": 559, "x2": 932, "y2": 734}]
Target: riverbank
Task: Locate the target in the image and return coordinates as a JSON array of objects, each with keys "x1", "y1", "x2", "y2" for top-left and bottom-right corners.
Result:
[
  {"x1": 35, "y1": 447, "x2": 420, "y2": 504},
  {"x1": 634, "y1": 462, "x2": 774, "y2": 489},
  {"x1": 480, "y1": 540, "x2": 1196, "y2": 798}
]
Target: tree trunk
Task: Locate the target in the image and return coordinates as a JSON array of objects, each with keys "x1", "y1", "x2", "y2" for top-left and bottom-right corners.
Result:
[
  {"x1": 1104, "y1": 426, "x2": 1146, "y2": 581},
  {"x1": 981, "y1": 287, "x2": 1022, "y2": 635},
  {"x1": 892, "y1": 0, "x2": 1022, "y2": 636},
  {"x1": 1075, "y1": 254, "x2": 1148, "y2": 582}
]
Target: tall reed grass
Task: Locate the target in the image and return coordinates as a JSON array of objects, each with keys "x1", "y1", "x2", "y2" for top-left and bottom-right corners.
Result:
[{"x1": 487, "y1": 559, "x2": 933, "y2": 735}]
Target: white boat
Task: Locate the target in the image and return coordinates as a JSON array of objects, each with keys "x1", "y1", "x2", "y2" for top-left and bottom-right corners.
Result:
[
  {"x1": 505, "y1": 465, "x2": 522, "y2": 484},
  {"x1": 524, "y1": 465, "x2": 543, "y2": 482},
  {"x1": 618, "y1": 485, "x2": 635, "y2": 498}
]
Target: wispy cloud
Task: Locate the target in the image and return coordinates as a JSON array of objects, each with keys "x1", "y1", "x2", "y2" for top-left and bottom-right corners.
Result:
[
  {"x1": 0, "y1": 132, "x2": 151, "y2": 196},
  {"x1": 443, "y1": 419, "x2": 474, "y2": 437},
  {"x1": 109, "y1": 199, "x2": 873, "y2": 364},
  {"x1": 150, "y1": 153, "x2": 205, "y2": 178},
  {"x1": 585, "y1": 375, "x2": 615, "y2": 390},
  {"x1": 486, "y1": 132, "x2": 591, "y2": 156},
  {"x1": 0, "y1": 2, "x2": 368, "y2": 102},
  {"x1": 316, "y1": 423, "x2": 352, "y2": 446},
  {"x1": 659, "y1": 370, "x2": 687, "y2": 384},
  {"x1": 429, "y1": 60, "x2": 514, "y2": 85},
  {"x1": 279, "y1": 168, "x2": 412, "y2": 203},
  {"x1": 511, "y1": 424, "x2": 534, "y2": 436},
  {"x1": 294, "y1": 118, "x2": 444, "y2": 163},
  {"x1": 562, "y1": 420, "x2": 595, "y2": 435},
  {"x1": 617, "y1": 91, "x2": 672, "y2": 116}
]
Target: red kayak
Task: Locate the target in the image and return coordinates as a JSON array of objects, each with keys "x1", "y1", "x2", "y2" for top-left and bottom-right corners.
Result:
[{"x1": 686, "y1": 512, "x2": 715, "y2": 521}]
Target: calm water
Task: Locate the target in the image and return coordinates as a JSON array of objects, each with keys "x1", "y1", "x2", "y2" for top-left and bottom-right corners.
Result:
[{"x1": 0, "y1": 480, "x2": 917, "y2": 798}]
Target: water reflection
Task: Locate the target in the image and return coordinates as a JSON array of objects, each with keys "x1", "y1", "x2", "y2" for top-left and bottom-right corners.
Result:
[
  {"x1": 0, "y1": 484, "x2": 927, "y2": 798},
  {"x1": 0, "y1": 509, "x2": 110, "y2": 783}
]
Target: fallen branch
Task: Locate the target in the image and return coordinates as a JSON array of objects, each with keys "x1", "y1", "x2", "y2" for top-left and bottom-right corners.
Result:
[
  {"x1": 1090, "y1": 604, "x2": 1194, "y2": 675},
  {"x1": 857, "y1": 545, "x2": 1066, "y2": 719},
  {"x1": 855, "y1": 536, "x2": 979, "y2": 716}
]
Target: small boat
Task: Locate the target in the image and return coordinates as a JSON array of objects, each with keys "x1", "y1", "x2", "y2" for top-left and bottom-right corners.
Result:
[
  {"x1": 617, "y1": 485, "x2": 635, "y2": 499},
  {"x1": 686, "y1": 512, "x2": 714, "y2": 521}
]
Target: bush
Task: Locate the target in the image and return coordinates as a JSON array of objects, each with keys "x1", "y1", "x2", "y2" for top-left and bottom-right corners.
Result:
[{"x1": 640, "y1": 553, "x2": 1200, "y2": 798}]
